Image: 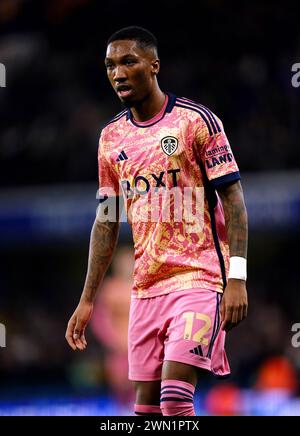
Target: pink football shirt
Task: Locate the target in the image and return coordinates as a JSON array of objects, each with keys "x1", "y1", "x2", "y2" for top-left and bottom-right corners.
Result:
[{"x1": 98, "y1": 94, "x2": 240, "y2": 298}]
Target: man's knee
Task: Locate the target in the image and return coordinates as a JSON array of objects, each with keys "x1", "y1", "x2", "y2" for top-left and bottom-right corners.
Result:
[
  {"x1": 162, "y1": 360, "x2": 198, "y2": 385},
  {"x1": 134, "y1": 380, "x2": 161, "y2": 406}
]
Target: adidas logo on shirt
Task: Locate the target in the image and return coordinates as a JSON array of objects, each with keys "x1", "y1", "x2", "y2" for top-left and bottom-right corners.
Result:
[{"x1": 116, "y1": 150, "x2": 128, "y2": 162}]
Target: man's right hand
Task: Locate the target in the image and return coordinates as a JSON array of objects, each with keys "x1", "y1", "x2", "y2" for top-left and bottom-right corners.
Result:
[{"x1": 65, "y1": 299, "x2": 94, "y2": 351}]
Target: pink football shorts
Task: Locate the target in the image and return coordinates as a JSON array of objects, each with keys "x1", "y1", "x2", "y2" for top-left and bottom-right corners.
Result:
[{"x1": 128, "y1": 288, "x2": 230, "y2": 381}]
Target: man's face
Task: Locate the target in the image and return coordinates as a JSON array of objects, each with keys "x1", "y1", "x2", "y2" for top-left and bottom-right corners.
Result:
[{"x1": 105, "y1": 40, "x2": 159, "y2": 107}]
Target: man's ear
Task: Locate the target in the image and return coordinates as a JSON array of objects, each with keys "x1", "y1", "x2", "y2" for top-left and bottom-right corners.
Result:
[{"x1": 151, "y1": 59, "x2": 160, "y2": 75}]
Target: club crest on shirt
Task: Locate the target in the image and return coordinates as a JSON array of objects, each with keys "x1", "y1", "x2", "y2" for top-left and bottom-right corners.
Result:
[{"x1": 161, "y1": 136, "x2": 178, "y2": 156}]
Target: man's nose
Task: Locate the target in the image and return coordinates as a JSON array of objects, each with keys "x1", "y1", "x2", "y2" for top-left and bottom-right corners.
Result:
[{"x1": 113, "y1": 66, "x2": 127, "y2": 82}]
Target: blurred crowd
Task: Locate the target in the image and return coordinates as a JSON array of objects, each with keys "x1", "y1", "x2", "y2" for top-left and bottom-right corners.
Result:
[
  {"x1": 0, "y1": 0, "x2": 300, "y2": 189},
  {"x1": 0, "y1": 0, "x2": 300, "y2": 414}
]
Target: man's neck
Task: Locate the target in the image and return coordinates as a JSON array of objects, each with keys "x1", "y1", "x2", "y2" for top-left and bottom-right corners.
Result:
[{"x1": 130, "y1": 87, "x2": 166, "y2": 122}]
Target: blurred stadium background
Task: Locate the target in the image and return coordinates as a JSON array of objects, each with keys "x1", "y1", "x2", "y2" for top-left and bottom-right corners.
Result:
[{"x1": 0, "y1": 0, "x2": 300, "y2": 416}]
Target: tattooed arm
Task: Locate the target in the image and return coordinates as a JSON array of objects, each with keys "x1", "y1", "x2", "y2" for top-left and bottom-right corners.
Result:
[
  {"x1": 65, "y1": 197, "x2": 121, "y2": 351},
  {"x1": 217, "y1": 181, "x2": 248, "y2": 332},
  {"x1": 82, "y1": 217, "x2": 120, "y2": 303}
]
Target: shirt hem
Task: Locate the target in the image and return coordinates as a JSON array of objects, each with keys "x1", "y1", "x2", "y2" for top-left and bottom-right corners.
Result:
[{"x1": 131, "y1": 281, "x2": 224, "y2": 299}]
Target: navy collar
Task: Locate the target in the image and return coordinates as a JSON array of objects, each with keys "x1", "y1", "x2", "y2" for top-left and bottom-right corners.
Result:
[{"x1": 126, "y1": 92, "x2": 176, "y2": 128}]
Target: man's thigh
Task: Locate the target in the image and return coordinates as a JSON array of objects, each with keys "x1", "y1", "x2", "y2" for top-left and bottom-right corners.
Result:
[
  {"x1": 163, "y1": 289, "x2": 229, "y2": 376},
  {"x1": 128, "y1": 296, "x2": 165, "y2": 381}
]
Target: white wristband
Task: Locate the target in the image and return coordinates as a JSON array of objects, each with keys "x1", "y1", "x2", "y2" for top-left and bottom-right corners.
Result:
[{"x1": 228, "y1": 256, "x2": 247, "y2": 281}]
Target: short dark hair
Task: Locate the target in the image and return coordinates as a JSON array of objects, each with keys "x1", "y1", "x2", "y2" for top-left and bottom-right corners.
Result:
[{"x1": 107, "y1": 26, "x2": 158, "y2": 53}]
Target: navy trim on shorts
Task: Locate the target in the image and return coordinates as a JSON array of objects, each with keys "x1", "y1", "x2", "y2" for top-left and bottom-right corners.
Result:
[{"x1": 207, "y1": 293, "x2": 221, "y2": 358}]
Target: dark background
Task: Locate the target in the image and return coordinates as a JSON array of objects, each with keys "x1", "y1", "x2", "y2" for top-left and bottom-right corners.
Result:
[{"x1": 0, "y1": 0, "x2": 299, "y2": 416}]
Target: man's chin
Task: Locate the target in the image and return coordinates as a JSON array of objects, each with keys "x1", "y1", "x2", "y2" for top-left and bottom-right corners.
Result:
[{"x1": 120, "y1": 97, "x2": 135, "y2": 108}]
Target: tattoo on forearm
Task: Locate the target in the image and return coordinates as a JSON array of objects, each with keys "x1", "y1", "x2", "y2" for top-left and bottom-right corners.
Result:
[
  {"x1": 218, "y1": 182, "x2": 248, "y2": 258},
  {"x1": 82, "y1": 219, "x2": 120, "y2": 302}
]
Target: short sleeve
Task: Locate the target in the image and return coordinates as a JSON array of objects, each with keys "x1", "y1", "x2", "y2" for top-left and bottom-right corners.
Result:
[
  {"x1": 98, "y1": 132, "x2": 120, "y2": 200},
  {"x1": 194, "y1": 111, "x2": 240, "y2": 188}
]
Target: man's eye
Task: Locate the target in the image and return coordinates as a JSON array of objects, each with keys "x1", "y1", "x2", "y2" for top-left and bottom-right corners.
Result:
[
  {"x1": 125, "y1": 60, "x2": 135, "y2": 65},
  {"x1": 106, "y1": 63, "x2": 113, "y2": 69}
]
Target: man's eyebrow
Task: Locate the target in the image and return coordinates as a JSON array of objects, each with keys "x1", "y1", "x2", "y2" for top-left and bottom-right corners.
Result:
[
  {"x1": 121, "y1": 54, "x2": 138, "y2": 58},
  {"x1": 105, "y1": 54, "x2": 138, "y2": 62}
]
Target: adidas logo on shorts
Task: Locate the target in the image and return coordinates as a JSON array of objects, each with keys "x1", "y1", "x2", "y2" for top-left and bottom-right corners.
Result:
[{"x1": 189, "y1": 345, "x2": 203, "y2": 356}]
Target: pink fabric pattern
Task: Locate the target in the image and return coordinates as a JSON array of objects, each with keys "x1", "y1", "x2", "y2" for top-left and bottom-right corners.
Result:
[{"x1": 98, "y1": 94, "x2": 240, "y2": 298}]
